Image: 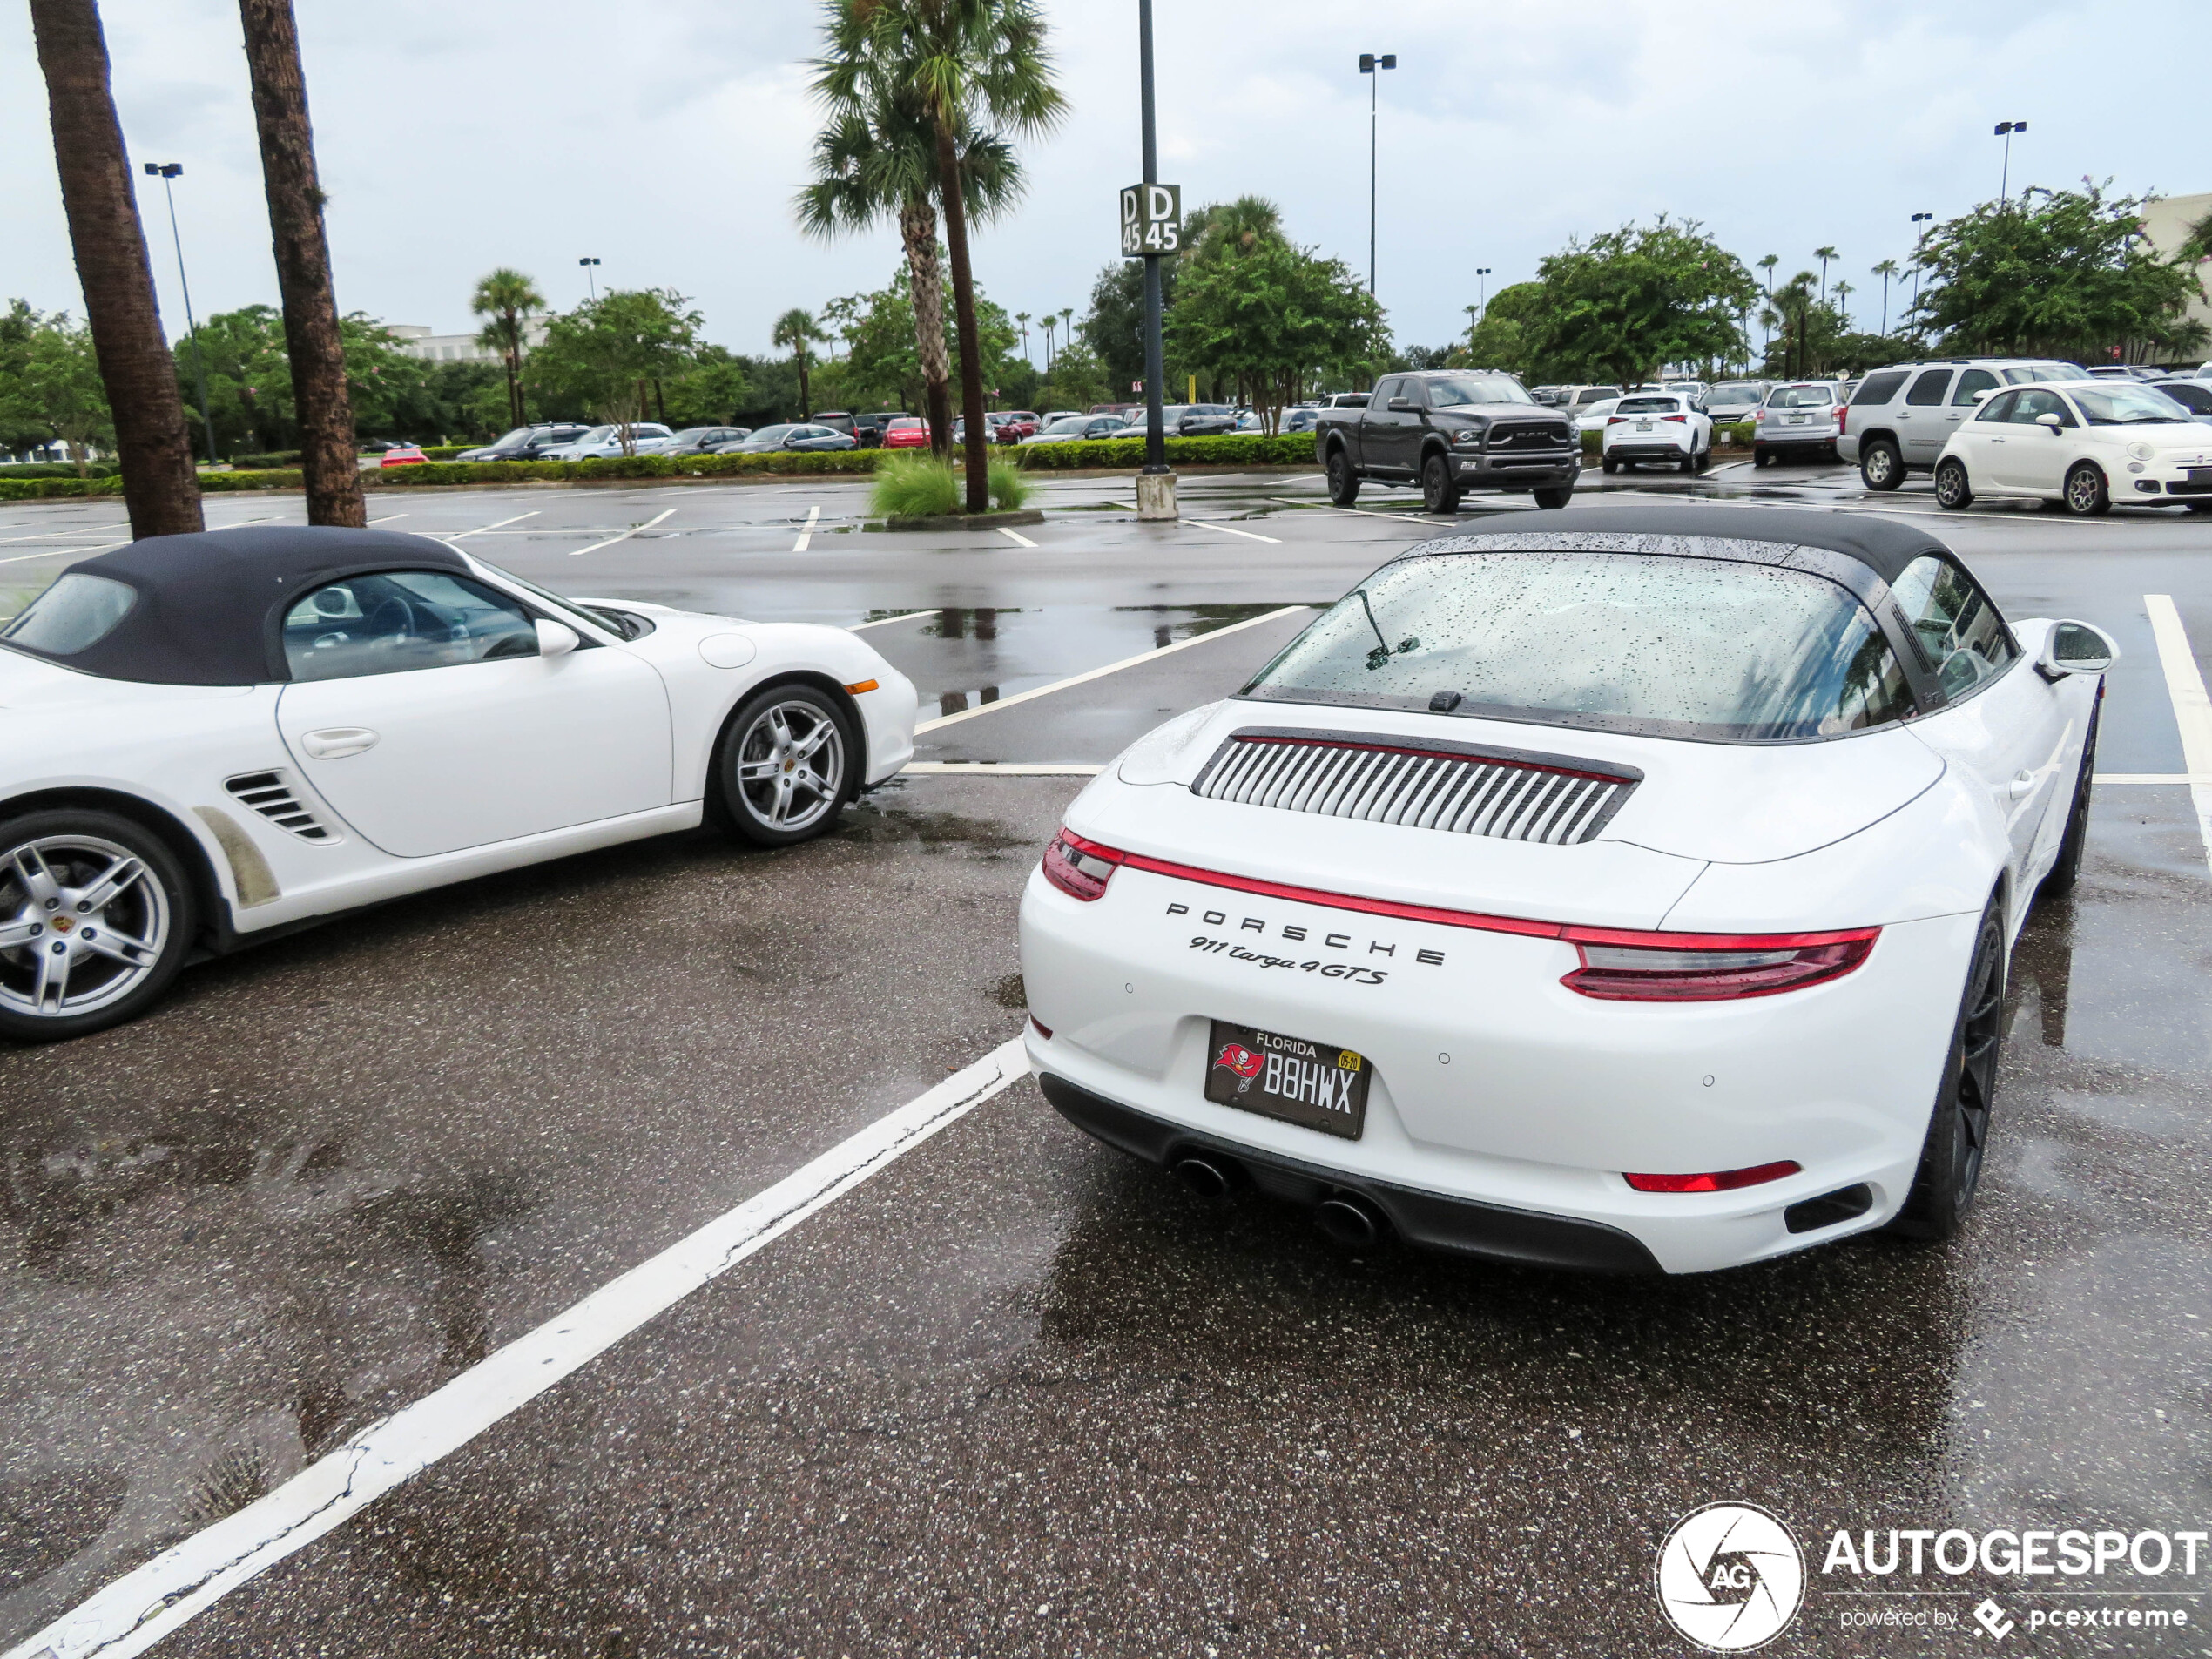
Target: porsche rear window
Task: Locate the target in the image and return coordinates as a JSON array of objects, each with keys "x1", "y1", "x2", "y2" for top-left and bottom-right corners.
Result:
[
  {"x1": 1243, "y1": 552, "x2": 1915, "y2": 743},
  {"x1": 2, "y1": 572, "x2": 137, "y2": 657}
]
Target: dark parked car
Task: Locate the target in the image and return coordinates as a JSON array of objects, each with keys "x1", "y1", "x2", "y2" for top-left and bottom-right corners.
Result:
[
  {"x1": 715, "y1": 423, "x2": 859, "y2": 455},
  {"x1": 455, "y1": 423, "x2": 592, "y2": 462},
  {"x1": 853, "y1": 411, "x2": 913, "y2": 449},
  {"x1": 2149, "y1": 380, "x2": 2212, "y2": 423},
  {"x1": 664, "y1": 426, "x2": 752, "y2": 455},
  {"x1": 1151, "y1": 403, "x2": 1238, "y2": 437},
  {"x1": 812, "y1": 411, "x2": 860, "y2": 442}
]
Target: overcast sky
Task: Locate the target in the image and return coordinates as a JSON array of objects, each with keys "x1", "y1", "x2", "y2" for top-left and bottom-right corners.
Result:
[{"x1": 5, "y1": 0, "x2": 2207, "y2": 363}]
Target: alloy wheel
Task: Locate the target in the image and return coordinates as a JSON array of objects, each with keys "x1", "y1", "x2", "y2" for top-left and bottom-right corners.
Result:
[
  {"x1": 0, "y1": 833, "x2": 171, "y2": 1020},
  {"x1": 2065, "y1": 464, "x2": 2109, "y2": 516},
  {"x1": 732, "y1": 700, "x2": 846, "y2": 833}
]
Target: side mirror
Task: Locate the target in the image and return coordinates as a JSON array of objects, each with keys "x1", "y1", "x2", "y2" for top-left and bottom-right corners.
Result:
[
  {"x1": 2035, "y1": 412, "x2": 2065, "y2": 431},
  {"x1": 1387, "y1": 397, "x2": 1416, "y2": 412},
  {"x1": 536, "y1": 619, "x2": 580, "y2": 658},
  {"x1": 2037, "y1": 620, "x2": 2118, "y2": 680}
]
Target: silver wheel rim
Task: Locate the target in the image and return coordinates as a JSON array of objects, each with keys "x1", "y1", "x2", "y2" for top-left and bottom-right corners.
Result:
[
  {"x1": 733, "y1": 700, "x2": 846, "y2": 833},
  {"x1": 0, "y1": 833, "x2": 170, "y2": 1019},
  {"x1": 2067, "y1": 469, "x2": 2100, "y2": 512},
  {"x1": 1866, "y1": 448, "x2": 1894, "y2": 484},
  {"x1": 1939, "y1": 465, "x2": 1965, "y2": 506}
]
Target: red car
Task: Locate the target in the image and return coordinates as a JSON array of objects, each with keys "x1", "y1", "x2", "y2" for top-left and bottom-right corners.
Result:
[
  {"x1": 377, "y1": 444, "x2": 428, "y2": 468},
  {"x1": 990, "y1": 410, "x2": 1039, "y2": 443},
  {"x1": 880, "y1": 418, "x2": 932, "y2": 449}
]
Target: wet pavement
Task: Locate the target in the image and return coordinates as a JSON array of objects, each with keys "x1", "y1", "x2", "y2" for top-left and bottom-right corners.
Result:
[{"x1": 3, "y1": 469, "x2": 2212, "y2": 1655}]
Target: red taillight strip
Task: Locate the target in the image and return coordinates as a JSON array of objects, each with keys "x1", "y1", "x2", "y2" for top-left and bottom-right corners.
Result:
[{"x1": 1053, "y1": 828, "x2": 1878, "y2": 954}]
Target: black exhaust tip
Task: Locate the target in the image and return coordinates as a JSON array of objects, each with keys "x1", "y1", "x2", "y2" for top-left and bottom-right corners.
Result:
[
  {"x1": 1170, "y1": 1154, "x2": 1238, "y2": 1200},
  {"x1": 1784, "y1": 1183, "x2": 1874, "y2": 1234},
  {"x1": 1316, "y1": 1194, "x2": 1384, "y2": 1248}
]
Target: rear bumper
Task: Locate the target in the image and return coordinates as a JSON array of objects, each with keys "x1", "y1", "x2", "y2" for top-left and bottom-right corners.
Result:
[
  {"x1": 1041, "y1": 1072, "x2": 1663, "y2": 1273},
  {"x1": 1607, "y1": 441, "x2": 1694, "y2": 460}
]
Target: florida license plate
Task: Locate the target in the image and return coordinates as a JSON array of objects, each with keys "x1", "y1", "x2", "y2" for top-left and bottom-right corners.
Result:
[
  {"x1": 1635, "y1": 421, "x2": 1654, "y2": 431},
  {"x1": 1786, "y1": 415, "x2": 1807, "y2": 424},
  {"x1": 1204, "y1": 1020, "x2": 1370, "y2": 1140}
]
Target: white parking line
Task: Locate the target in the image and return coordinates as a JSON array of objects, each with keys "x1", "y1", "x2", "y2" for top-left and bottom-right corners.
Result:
[
  {"x1": 1189, "y1": 518, "x2": 1280, "y2": 544},
  {"x1": 8, "y1": 1038, "x2": 1031, "y2": 1659},
  {"x1": 1274, "y1": 497, "x2": 1441, "y2": 527},
  {"x1": 914, "y1": 604, "x2": 1312, "y2": 733},
  {"x1": 2145, "y1": 594, "x2": 2212, "y2": 880},
  {"x1": 849, "y1": 609, "x2": 934, "y2": 631},
  {"x1": 366, "y1": 514, "x2": 407, "y2": 525},
  {"x1": 0, "y1": 540, "x2": 128, "y2": 566},
  {"x1": 794, "y1": 504, "x2": 821, "y2": 552},
  {"x1": 905, "y1": 761, "x2": 1103, "y2": 775},
  {"x1": 996, "y1": 525, "x2": 1037, "y2": 547},
  {"x1": 0, "y1": 523, "x2": 127, "y2": 544},
  {"x1": 570, "y1": 506, "x2": 675, "y2": 556},
  {"x1": 442, "y1": 510, "x2": 538, "y2": 543}
]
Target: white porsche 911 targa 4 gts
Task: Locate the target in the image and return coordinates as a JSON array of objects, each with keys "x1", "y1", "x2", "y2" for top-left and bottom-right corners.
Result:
[
  {"x1": 0, "y1": 525, "x2": 917, "y2": 1042},
  {"x1": 1020, "y1": 505, "x2": 2117, "y2": 1274}
]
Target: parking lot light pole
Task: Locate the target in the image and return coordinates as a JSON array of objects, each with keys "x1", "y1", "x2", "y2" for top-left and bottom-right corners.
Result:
[
  {"x1": 1135, "y1": 0, "x2": 1175, "y2": 520},
  {"x1": 1993, "y1": 121, "x2": 2026, "y2": 201},
  {"x1": 1474, "y1": 266, "x2": 1491, "y2": 316},
  {"x1": 578, "y1": 256, "x2": 601, "y2": 299},
  {"x1": 143, "y1": 162, "x2": 215, "y2": 464},
  {"x1": 1909, "y1": 212, "x2": 1933, "y2": 339},
  {"x1": 1359, "y1": 52, "x2": 1395, "y2": 295}
]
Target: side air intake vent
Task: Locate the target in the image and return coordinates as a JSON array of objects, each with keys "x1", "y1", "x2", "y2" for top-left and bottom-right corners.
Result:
[
  {"x1": 224, "y1": 771, "x2": 338, "y2": 842},
  {"x1": 1190, "y1": 729, "x2": 1640, "y2": 846}
]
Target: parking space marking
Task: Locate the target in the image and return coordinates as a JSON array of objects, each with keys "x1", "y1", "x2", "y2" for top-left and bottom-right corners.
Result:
[
  {"x1": 905, "y1": 761, "x2": 1104, "y2": 775},
  {"x1": 0, "y1": 540, "x2": 127, "y2": 566},
  {"x1": 0, "y1": 523, "x2": 128, "y2": 544},
  {"x1": 443, "y1": 510, "x2": 538, "y2": 543},
  {"x1": 10, "y1": 1037, "x2": 1031, "y2": 1659},
  {"x1": 366, "y1": 514, "x2": 407, "y2": 525},
  {"x1": 1188, "y1": 518, "x2": 1280, "y2": 544},
  {"x1": 794, "y1": 505, "x2": 821, "y2": 552},
  {"x1": 914, "y1": 604, "x2": 1312, "y2": 733},
  {"x1": 996, "y1": 525, "x2": 1037, "y2": 547},
  {"x1": 570, "y1": 507, "x2": 675, "y2": 556},
  {"x1": 850, "y1": 610, "x2": 934, "y2": 631},
  {"x1": 2144, "y1": 594, "x2": 2212, "y2": 878}
]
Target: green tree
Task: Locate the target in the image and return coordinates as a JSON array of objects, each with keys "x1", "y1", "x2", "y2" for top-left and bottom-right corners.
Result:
[
  {"x1": 524, "y1": 289, "x2": 702, "y2": 450},
  {"x1": 1460, "y1": 280, "x2": 1544, "y2": 378},
  {"x1": 1038, "y1": 340, "x2": 1107, "y2": 410},
  {"x1": 471, "y1": 267, "x2": 545, "y2": 428},
  {"x1": 1913, "y1": 184, "x2": 2209, "y2": 361},
  {"x1": 1082, "y1": 259, "x2": 1157, "y2": 392},
  {"x1": 1522, "y1": 217, "x2": 1755, "y2": 389},
  {"x1": 1814, "y1": 245, "x2": 1838, "y2": 305},
  {"x1": 1870, "y1": 259, "x2": 1902, "y2": 335},
  {"x1": 1166, "y1": 235, "x2": 1386, "y2": 431},
  {"x1": 662, "y1": 347, "x2": 750, "y2": 428},
  {"x1": 0, "y1": 309, "x2": 112, "y2": 474},
  {"x1": 772, "y1": 307, "x2": 828, "y2": 416},
  {"x1": 827, "y1": 0, "x2": 1066, "y2": 511}
]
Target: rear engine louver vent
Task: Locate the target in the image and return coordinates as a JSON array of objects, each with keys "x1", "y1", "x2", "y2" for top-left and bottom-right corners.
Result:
[
  {"x1": 225, "y1": 771, "x2": 337, "y2": 842},
  {"x1": 1191, "y1": 731, "x2": 1639, "y2": 846}
]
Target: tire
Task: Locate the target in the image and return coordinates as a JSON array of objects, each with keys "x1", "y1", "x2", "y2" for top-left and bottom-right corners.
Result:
[
  {"x1": 1858, "y1": 437, "x2": 1904, "y2": 491},
  {"x1": 2188, "y1": 501, "x2": 2212, "y2": 515},
  {"x1": 2063, "y1": 462, "x2": 2112, "y2": 517},
  {"x1": 1933, "y1": 456, "x2": 1973, "y2": 510},
  {"x1": 1679, "y1": 447, "x2": 1696, "y2": 475},
  {"x1": 0, "y1": 809, "x2": 196, "y2": 1044},
  {"x1": 1692, "y1": 448, "x2": 1710, "y2": 475},
  {"x1": 1601, "y1": 455, "x2": 1619, "y2": 475},
  {"x1": 1420, "y1": 450, "x2": 1461, "y2": 514},
  {"x1": 1753, "y1": 446, "x2": 1770, "y2": 468},
  {"x1": 2038, "y1": 698, "x2": 2100, "y2": 900},
  {"x1": 1532, "y1": 485, "x2": 1573, "y2": 509},
  {"x1": 1325, "y1": 447, "x2": 1360, "y2": 506},
  {"x1": 1887, "y1": 898, "x2": 2005, "y2": 1242},
  {"x1": 711, "y1": 684, "x2": 859, "y2": 848}
]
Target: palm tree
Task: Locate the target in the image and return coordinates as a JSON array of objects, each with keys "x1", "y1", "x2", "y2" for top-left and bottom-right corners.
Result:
[
  {"x1": 239, "y1": 0, "x2": 364, "y2": 527},
  {"x1": 27, "y1": 0, "x2": 202, "y2": 537},
  {"x1": 1814, "y1": 246, "x2": 1838, "y2": 306},
  {"x1": 1757, "y1": 254, "x2": 1779, "y2": 357},
  {"x1": 471, "y1": 268, "x2": 544, "y2": 429},
  {"x1": 772, "y1": 307, "x2": 828, "y2": 417},
  {"x1": 832, "y1": 0, "x2": 1068, "y2": 513},
  {"x1": 1832, "y1": 280, "x2": 1852, "y2": 330},
  {"x1": 1057, "y1": 305, "x2": 1074, "y2": 361},
  {"x1": 800, "y1": 30, "x2": 1025, "y2": 462},
  {"x1": 1040, "y1": 313, "x2": 1055, "y2": 370},
  {"x1": 1014, "y1": 308, "x2": 1031, "y2": 361},
  {"x1": 1871, "y1": 259, "x2": 1901, "y2": 336}
]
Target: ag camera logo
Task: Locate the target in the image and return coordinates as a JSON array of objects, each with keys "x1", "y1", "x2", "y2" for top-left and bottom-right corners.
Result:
[{"x1": 1656, "y1": 1502, "x2": 1806, "y2": 1651}]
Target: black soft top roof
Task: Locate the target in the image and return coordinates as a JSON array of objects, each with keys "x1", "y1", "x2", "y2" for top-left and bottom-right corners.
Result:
[
  {"x1": 36, "y1": 524, "x2": 475, "y2": 686},
  {"x1": 1399, "y1": 502, "x2": 1950, "y2": 589}
]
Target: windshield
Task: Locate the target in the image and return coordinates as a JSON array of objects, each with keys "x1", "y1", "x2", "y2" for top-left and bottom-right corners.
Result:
[
  {"x1": 2071, "y1": 385, "x2": 2192, "y2": 425},
  {"x1": 2157, "y1": 382, "x2": 2212, "y2": 414},
  {"x1": 1243, "y1": 551, "x2": 1913, "y2": 743},
  {"x1": 1043, "y1": 417, "x2": 1090, "y2": 435},
  {"x1": 574, "y1": 426, "x2": 615, "y2": 443},
  {"x1": 487, "y1": 427, "x2": 533, "y2": 448},
  {"x1": 1426, "y1": 376, "x2": 1534, "y2": 408},
  {"x1": 2, "y1": 572, "x2": 138, "y2": 657},
  {"x1": 1707, "y1": 384, "x2": 1761, "y2": 403},
  {"x1": 1578, "y1": 400, "x2": 1619, "y2": 420},
  {"x1": 1767, "y1": 385, "x2": 1834, "y2": 408},
  {"x1": 1615, "y1": 396, "x2": 1680, "y2": 415},
  {"x1": 750, "y1": 425, "x2": 796, "y2": 442}
]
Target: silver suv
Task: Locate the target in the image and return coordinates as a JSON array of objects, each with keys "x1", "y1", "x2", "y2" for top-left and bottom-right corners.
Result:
[{"x1": 1838, "y1": 357, "x2": 2085, "y2": 489}]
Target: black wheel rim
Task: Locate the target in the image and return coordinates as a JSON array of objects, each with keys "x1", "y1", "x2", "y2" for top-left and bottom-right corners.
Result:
[{"x1": 1950, "y1": 917, "x2": 2004, "y2": 1208}]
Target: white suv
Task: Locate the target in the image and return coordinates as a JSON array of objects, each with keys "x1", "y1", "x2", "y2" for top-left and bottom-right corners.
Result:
[
  {"x1": 1600, "y1": 392, "x2": 1712, "y2": 474},
  {"x1": 1838, "y1": 358, "x2": 2084, "y2": 490}
]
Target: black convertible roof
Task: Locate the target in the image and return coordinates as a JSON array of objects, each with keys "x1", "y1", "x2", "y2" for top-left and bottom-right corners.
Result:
[
  {"x1": 36, "y1": 524, "x2": 473, "y2": 685},
  {"x1": 1399, "y1": 502, "x2": 1950, "y2": 589}
]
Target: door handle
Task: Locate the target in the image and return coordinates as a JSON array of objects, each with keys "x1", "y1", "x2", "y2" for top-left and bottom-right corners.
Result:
[
  {"x1": 2008, "y1": 770, "x2": 2036, "y2": 798},
  {"x1": 301, "y1": 726, "x2": 379, "y2": 759}
]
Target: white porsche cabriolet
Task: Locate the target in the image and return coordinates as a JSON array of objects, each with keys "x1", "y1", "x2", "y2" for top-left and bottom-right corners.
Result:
[
  {"x1": 0, "y1": 525, "x2": 917, "y2": 1042},
  {"x1": 1020, "y1": 506, "x2": 2116, "y2": 1274}
]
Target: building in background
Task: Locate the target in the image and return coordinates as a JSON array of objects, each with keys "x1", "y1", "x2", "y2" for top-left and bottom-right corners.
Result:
[
  {"x1": 388, "y1": 320, "x2": 548, "y2": 363},
  {"x1": 2141, "y1": 192, "x2": 2212, "y2": 341}
]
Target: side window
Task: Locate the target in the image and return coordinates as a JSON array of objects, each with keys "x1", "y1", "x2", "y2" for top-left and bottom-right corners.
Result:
[
  {"x1": 1951, "y1": 368, "x2": 1999, "y2": 406},
  {"x1": 2011, "y1": 388, "x2": 2074, "y2": 427},
  {"x1": 1975, "y1": 389, "x2": 2022, "y2": 423},
  {"x1": 1889, "y1": 555, "x2": 2018, "y2": 699},
  {"x1": 1372, "y1": 378, "x2": 1405, "y2": 408},
  {"x1": 1904, "y1": 369, "x2": 1954, "y2": 407},
  {"x1": 283, "y1": 570, "x2": 540, "y2": 683},
  {"x1": 1852, "y1": 370, "x2": 1909, "y2": 406}
]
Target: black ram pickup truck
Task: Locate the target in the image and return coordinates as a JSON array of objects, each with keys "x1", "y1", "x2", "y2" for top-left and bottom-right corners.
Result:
[{"x1": 1313, "y1": 369, "x2": 1579, "y2": 512}]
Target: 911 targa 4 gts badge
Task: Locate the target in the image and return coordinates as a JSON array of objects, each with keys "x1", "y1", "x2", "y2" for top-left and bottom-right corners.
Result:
[{"x1": 1164, "y1": 902, "x2": 1447, "y2": 968}]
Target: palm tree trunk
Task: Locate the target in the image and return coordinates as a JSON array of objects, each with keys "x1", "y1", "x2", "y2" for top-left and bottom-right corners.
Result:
[
  {"x1": 504, "y1": 335, "x2": 523, "y2": 427},
  {"x1": 899, "y1": 196, "x2": 953, "y2": 459},
  {"x1": 799, "y1": 350, "x2": 812, "y2": 420},
  {"x1": 239, "y1": 0, "x2": 364, "y2": 527},
  {"x1": 28, "y1": 0, "x2": 203, "y2": 538},
  {"x1": 933, "y1": 120, "x2": 988, "y2": 514}
]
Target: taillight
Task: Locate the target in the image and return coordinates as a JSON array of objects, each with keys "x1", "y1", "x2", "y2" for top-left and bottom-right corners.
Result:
[
  {"x1": 1662, "y1": 414, "x2": 1686, "y2": 423},
  {"x1": 1042, "y1": 827, "x2": 1123, "y2": 901},
  {"x1": 1560, "y1": 926, "x2": 1878, "y2": 1001},
  {"x1": 1837, "y1": 405, "x2": 1849, "y2": 435},
  {"x1": 1625, "y1": 1162, "x2": 1801, "y2": 1193},
  {"x1": 1607, "y1": 415, "x2": 1628, "y2": 426},
  {"x1": 1754, "y1": 408, "x2": 1766, "y2": 423}
]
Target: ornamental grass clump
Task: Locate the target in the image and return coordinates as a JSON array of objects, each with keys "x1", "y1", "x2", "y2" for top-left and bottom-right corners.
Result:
[
  {"x1": 870, "y1": 453, "x2": 962, "y2": 518},
  {"x1": 988, "y1": 457, "x2": 1031, "y2": 511}
]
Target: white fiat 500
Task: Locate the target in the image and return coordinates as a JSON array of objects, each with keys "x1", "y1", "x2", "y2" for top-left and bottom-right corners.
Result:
[
  {"x1": 1020, "y1": 506, "x2": 2115, "y2": 1275},
  {"x1": 1933, "y1": 380, "x2": 2212, "y2": 516},
  {"x1": 0, "y1": 525, "x2": 917, "y2": 1042}
]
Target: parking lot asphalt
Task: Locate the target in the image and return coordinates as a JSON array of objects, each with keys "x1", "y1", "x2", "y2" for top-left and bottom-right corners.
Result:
[{"x1": 3, "y1": 469, "x2": 2212, "y2": 1656}]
